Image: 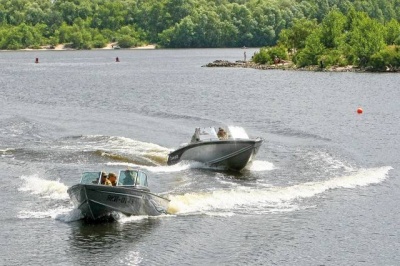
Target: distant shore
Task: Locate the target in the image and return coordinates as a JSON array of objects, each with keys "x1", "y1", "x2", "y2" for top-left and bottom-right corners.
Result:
[
  {"x1": 3, "y1": 43, "x2": 157, "y2": 52},
  {"x1": 204, "y1": 60, "x2": 399, "y2": 73}
]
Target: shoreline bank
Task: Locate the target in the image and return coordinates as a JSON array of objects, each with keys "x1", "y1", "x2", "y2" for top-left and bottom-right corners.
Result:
[{"x1": 204, "y1": 60, "x2": 400, "y2": 73}]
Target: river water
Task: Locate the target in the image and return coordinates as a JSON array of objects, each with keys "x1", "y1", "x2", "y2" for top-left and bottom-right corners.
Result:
[{"x1": 0, "y1": 49, "x2": 399, "y2": 266}]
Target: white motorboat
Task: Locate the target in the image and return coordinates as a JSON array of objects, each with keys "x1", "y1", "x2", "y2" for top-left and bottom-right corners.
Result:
[
  {"x1": 68, "y1": 169, "x2": 169, "y2": 221},
  {"x1": 167, "y1": 126, "x2": 263, "y2": 171}
]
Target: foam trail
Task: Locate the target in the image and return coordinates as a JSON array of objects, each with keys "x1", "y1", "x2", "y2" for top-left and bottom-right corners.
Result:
[
  {"x1": 246, "y1": 160, "x2": 275, "y2": 171},
  {"x1": 61, "y1": 135, "x2": 171, "y2": 165},
  {"x1": 313, "y1": 150, "x2": 355, "y2": 172},
  {"x1": 168, "y1": 166, "x2": 392, "y2": 215},
  {"x1": 113, "y1": 251, "x2": 143, "y2": 266},
  {"x1": 55, "y1": 208, "x2": 83, "y2": 222},
  {"x1": 107, "y1": 136, "x2": 170, "y2": 165},
  {"x1": 18, "y1": 206, "x2": 75, "y2": 219},
  {"x1": 1, "y1": 148, "x2": 14, "y2": 158},
  {"x1": 106, "y1": 161, "x2": 205, "y2": 173},
  {"x1": 117, "y1": 214, "x2": 150, "y2": 223},
  {"x1": 19, "y1": 174, "x2": 69, "y2": 200}
]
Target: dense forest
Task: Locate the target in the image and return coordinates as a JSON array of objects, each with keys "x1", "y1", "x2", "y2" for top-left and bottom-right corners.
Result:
[
  {"x1": 0, "y1": 0, "x2": 399, "y2": 51},
  {"x1": 253, "y1": 8, "x2": 400, "y2": 70}
]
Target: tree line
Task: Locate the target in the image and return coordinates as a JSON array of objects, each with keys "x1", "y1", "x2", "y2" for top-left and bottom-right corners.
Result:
[
  {"x1": 0, "y1": 0, "x2": 399, "y2": 50},
  {"x1": 253, "y1": 8, "x2": 400, "y2": 71}
]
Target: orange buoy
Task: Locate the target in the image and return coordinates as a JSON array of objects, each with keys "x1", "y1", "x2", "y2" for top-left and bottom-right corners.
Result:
[
  {"x1": 357, "y1": 107, "x2": 363, "y2": 114},
  {"x1": 35, "y1": 58, "x2": 39, "y2": 63},
  {"x1": 116, "y1": 57, "x2": 120, "y2": 62}
]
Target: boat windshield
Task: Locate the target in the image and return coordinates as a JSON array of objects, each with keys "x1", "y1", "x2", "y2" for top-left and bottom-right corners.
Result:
[
  {"x1": 80, "y1": 172, "x2": 101, "y2": 184},
  {"x1": 117, "y1": 170, "x2": 148, "y2": 187},
  {"x1": 118, "y1": 170, "x2": 138, "y2": 186},
  {"x1": 137, "y1": 171, "x2": 148, "y2": 187},
  {"x1": 196, "y1": 127, "x2": 218, "y2": 141}
]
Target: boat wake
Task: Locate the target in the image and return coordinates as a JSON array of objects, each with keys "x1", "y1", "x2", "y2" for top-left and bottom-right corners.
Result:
[
  {"x1": 16, "y1": 163, "x2": 392, "y2": 220},
  {"x1": 18, "y1": 174, "x2": 69, "y2": 200},
  {"x1": 65, "y1": 135, "x2": 171, "y2": 166},
  {"x1": 18, "y1": 207, "x2": 83, "y2": 222},
  {"x1": 16, "y1": 174, "x2": 82, "y2": 221},
  {"x1": 105, "y1": 161, "x2": 203, "y2": 173},
  {"x1": 167, "y1": 166, "x2": 392, "y2": 216},
  {"x1": 245, "y1": 160, "x2": 275, "y2": 171},
  {"x1": 0, "y1": 148, "x2": 15, "y2": 158},
  {"x1": 93, "y1": 135, "x2": 170, "y2": 164},
  {"x1": 107, "y1": 160, "x2": 275, "y2": 173}
]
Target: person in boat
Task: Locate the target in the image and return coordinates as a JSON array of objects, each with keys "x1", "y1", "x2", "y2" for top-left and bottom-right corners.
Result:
[
  {"x1": 100, "y1": 172, "x2": 112, "y2": 186},
  {"x1": 217, "y1": 127, "x2": 227, "y2": 140},
  {"x1": 108, "y1": 172, "x2": 117, "y2": 186},
  {"x1": 191, "y1": 128, "x2": 200, "y2": 143},
  {"x1": 122, "y1": 170, "x2": 137, "y2": 185}
]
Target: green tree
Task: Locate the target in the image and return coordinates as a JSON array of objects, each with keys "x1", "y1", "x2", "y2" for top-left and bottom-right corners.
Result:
[
  {"x1": 55, "y1": 1, "x2": 78, "y2": 25},
  {"x1": 320, "y1": 9, "x2": 346, "y2": 49},
  {"x1": 116, "y1": 26, "x2": 141, "y2": 47},
  {"x1": 229, "y1": 3, "x2": 256, "y2": 46},
  {"x1": 164, "y1": 0, "x2": 194, "y2": 26},
  {"x1": 385, "y1": 19, "x2": 400, "y2": 45},
  {"x1": 25, "y1": 2, "x2": 46, "y2": 25},
  {"x1": 91, "y1": 31, "x2": 107, "y2": 48},
  {"x1": 91, "y1": 1, "x2": 126, "y2": 31},
  {"x1": 278, "y1": 18, "x2": 318, "y2": 51},
  {"x1": 369, "y1": 45, "x2": 400, "y2": 71},
  {"x1": 159, "y1": 16, "x2": 196, "y2": 48},
  {"x1": 349, "y1": 12, "x2": 385, "y2": 65},
  {"x1": 294, "y1": 28, "x2": 325, "y2": 67}
]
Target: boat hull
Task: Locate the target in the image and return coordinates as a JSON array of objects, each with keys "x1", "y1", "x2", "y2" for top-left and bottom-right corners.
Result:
[
  {"x1": 67, "y1": 184, "x2": 169, "y2": 221},
  {"x1": 167, "y1": 139, "x2": 263, "y2": 171}
]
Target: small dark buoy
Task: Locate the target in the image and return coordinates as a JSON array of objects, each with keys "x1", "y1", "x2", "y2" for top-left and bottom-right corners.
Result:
[
  {"x1": 116, "y1": 57, "x2": 120, "y2": 62},
  {"x1": 357, "y1": 107, "x2": 363, "y2": 114},
  {"x1": 35, "y1": 58, "x2": 39, "y2": 63}
]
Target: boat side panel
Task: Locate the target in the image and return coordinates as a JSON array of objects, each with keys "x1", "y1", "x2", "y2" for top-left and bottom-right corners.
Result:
[
  {"x1": 172, "y1": 140, "x2": 262, "y2": 171},
  {"x1": 68, "y1": 185, "x2": 169, "y2": 220}
]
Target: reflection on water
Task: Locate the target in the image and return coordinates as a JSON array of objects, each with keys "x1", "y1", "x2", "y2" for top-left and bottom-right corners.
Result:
[{"x1": 67, "y1": 218, "x2": 160, "y2": 265}]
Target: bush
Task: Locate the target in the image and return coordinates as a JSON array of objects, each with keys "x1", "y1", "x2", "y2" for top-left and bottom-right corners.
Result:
[
  {"x1": 267, "y1": 46, "x2": 288, "y2": 61},
  {"x1": 92, "y1": 34, "x2": 107, "y2": 48},
  {"x1": 369, "y1": 45, "x2": 400, "y2": 71},
  {"x1": 369, "y1": 52, "x2": 386, "y2": 71},
  {"x1": 293, "y1": 50, "x2": 315, "y2": 67},
  {"x1": 252, "y1": 48, "x2": 269, "y2": 64},
  {"x1": 319, "y1": 49, "x2": 348, "y2": 67},
  {"x1": 117, "y1": 35, "x2": 137, "y2": 48},
  {"x1": 253, "y1": 46, "x2": 288, "y2": 64}
]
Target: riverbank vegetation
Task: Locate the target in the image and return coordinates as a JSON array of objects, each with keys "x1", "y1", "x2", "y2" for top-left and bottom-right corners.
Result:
[
  {"x1": 253, "y1": 9, "x2": 400, "y2": 71},
  {"x1": 0, "y1": 0, "x2": 399, "y2": 52}
]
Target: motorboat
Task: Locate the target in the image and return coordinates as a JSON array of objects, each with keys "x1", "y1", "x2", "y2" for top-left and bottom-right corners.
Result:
[
  {"x1": 67, "y1": 169, "x2": 170, "y2": 221},
  {"x1": 167, "y1": 126, "x2": 263, "y2": 171}
]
